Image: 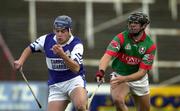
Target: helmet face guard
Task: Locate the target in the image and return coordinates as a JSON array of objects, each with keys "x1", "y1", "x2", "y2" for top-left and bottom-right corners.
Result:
[
  {"x1": 127, "y1": 12, "x2": 150, "y2": 36},
  {"x1": 53, "y1": 15, "x2": 72, "y2": 29}
]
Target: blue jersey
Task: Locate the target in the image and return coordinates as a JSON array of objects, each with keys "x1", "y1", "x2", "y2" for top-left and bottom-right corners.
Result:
[{"x1": 29, "y1": 33, "x2": 85, "y2": 85}]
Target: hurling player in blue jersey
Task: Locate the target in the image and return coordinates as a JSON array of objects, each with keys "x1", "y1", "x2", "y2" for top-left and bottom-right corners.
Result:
[{"x1": 14, "y1": 15, "x2": 88, "y2": 111}]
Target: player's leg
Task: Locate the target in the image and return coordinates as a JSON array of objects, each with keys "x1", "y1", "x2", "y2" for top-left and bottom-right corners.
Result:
[
  {"x1": 111, "y1": 82, "x2": 129, "y2": 111},
  {"x1": 47, "y1": 100, "x2": 69, "y2": 111},
  {"x1": 128, "y1": 74, "x2": 150, "y2": 111},
  {"x1": 132, "y1": 94, "x2": 150, "y2": 111},
  {"x1": 110, "y1": 72, "x2": 130, "y2": 111},
  {"x1": 68, "y1": 76, "x2": 88, "y2": 111},
  {"x1": 70, "y1": 87, "x2": 87, "y2": 111}
]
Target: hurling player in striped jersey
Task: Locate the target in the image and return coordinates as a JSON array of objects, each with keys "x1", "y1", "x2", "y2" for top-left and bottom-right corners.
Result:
[
  {"x1": 96, "y1": 12, "x2": 156, "y2": 111},
  {"x1": 14, "y1": 15, "x2": 88, "y2": 111}
]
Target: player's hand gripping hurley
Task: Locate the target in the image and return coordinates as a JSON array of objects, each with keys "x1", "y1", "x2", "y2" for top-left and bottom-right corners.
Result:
[
  {"x1": 19, "y1": 67, "x2": 42, "y2": 109},
  {"x1": 87, "y1": 82, "x2": 102, "y2": 110}
]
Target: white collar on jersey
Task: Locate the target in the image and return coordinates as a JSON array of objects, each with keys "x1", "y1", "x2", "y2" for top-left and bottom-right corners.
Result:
[{"x1": 53, "y1": 35, "x2": 74, "y2": 46}]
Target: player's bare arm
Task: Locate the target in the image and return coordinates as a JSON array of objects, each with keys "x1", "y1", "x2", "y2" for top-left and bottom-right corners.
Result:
[
  {"x1": 125, "y1": 68, "x2": 147, "y2": 82},
  {"x1": 110, "y1": 68, "x2": 147, "y2": 85},
  {"x1": 99, "y1": 54, "x2": 112, "y2": 71},
  {"x1": 96, "y1": 54, "x2": 112, "y2": 83},
  {"x1": 14, "y1": 46, "x2": 32, "y2": 70},
  {"x1": 52, "y1": 44, "x2": 80, "y2": 73}
]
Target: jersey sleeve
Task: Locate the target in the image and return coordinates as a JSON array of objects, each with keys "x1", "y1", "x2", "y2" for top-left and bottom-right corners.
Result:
[
  {"x1": 140, "y1": 44, "x2": 156, "y2": 70},
  {"x1": 29, "y1": 34, "x2": 47, "y2": 53},
  {"x1": 105, "y1": 33, "x2": 124, "y2": 57},
  {"x1": 71, "y1": 43, "x2": 84, "y2": 64}
]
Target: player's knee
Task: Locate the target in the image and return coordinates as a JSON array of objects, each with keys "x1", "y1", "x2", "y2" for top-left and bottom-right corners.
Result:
[
  {"x1": 74, "y1": 103, "x2": 86, "y2": 111},
  {"x1": 75, "y1": 105, "x2": 86, "y2": 111},
  {"x1": 113, "y1": 98, "x2": 126, "y2": 109}
]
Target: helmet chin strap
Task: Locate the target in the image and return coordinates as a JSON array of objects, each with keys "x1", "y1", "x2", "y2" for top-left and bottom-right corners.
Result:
[{"x1": 68, "y1": 28, "x2": 73, "y2": 37}]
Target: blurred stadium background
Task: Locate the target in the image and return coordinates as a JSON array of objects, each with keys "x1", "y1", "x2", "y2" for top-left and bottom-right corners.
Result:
[{"x1": 0, "y1": 0, "x2": 180, "y2": 111}]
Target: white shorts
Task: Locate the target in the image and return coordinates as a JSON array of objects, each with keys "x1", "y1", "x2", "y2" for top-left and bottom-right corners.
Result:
[
  {"x1": 48, "y1": 76, "x2": 86, "y2": 102},
  {"x1": 110, "y1": 72, "x2": 150, "y2": 96}
]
